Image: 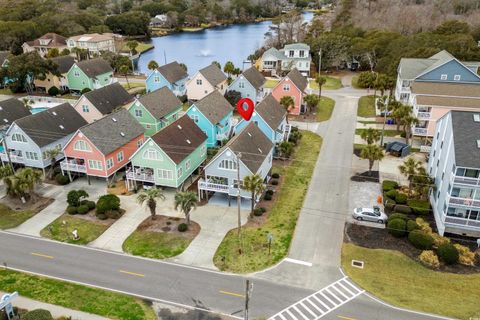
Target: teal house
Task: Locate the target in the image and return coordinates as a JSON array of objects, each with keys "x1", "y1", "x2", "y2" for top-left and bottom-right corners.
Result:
[
  {"x1": 185, "y1": 91, "x2": 233, "y2": 147},
  {"x1": 145, "y1": 61, "x2": 188, "y2": 96},
  {"x1": 66, "y1": 58, "x2": 114, "y2": 92},
  {"x1": 127, "y1": 87, "x2": 182, "y2": 136},
  {"x1": 126, "y1": 116, "x2": 207, "y2": 190}
]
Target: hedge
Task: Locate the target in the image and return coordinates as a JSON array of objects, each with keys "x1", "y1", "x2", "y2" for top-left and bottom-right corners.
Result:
[
  {"x1": 407, "y1": 219, "x2": 420, "y2": 232},
  {"x1": 23, "y1": 309, "x2": 53, "y2": 320},
  {"x1": 382, "y1": 180, "x2": 398, "y2": 192},
  {"x1": 388, "y1": 212, "x2": 408, "y2": 222},
  {"x1": 387, "y1": 218, "x2": 407, "y2": 237},
  {"x1": 437, "y1": 243, "x2": 459, "y2": 265},
  {"x1": 407, "y1": 199, "x2": 431, "y2": 215},
  {"x1": 395, "y1": 192, "x2": 408, "y2": 204},
  {"x1": 385, "y1": 189, "x2": 397, "y2": 200},
  {"x1": 408, "y1": 230, "x2": 434, "y2": 250},
  {"x1": 394, "y1": 204, "x2": 412, "y2": 214}
]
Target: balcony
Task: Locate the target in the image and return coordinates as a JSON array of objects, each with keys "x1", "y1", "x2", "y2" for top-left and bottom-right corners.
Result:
[
  {"x1": 448, "y1": 196, "x2": 480, "y2": 208},
  {"x1": 198, "y1": 179, "x2": 230, "y2": 194},
  {"x1": 126, "y1": 169, "x2": 154, "y2": 183},
  {"x1": 60, "y1": 160, "x2": 86, "y2": 173},
  {"x1": 0, "y1": 152, "x2": 25, "y2": 164},
  {"x1": 419, "y1": 145, "x2": 431, "y2": 153},
  {"x1": 417, "y1": 112, "x2": 431, "y2": 120},
  {"x1": 412, "y1": 127, "x2": 428, "y2": 136},
  {"x1": 445, "y1": 216, "x2": 480, "y2": 229},
  {"x1": 454, "y1": 176, "x2": 480, "y2": 187}
]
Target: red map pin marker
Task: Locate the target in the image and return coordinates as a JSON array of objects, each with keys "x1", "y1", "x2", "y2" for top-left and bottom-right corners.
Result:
[{"x1": 236, "y1": 98, "x2": 254, "y2": 121}]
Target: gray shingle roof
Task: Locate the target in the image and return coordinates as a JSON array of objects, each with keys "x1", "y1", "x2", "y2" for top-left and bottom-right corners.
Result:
[
  {"x1": 398, "y1": 50, "x2": 456, "y2": 79},
  {"x1": 157, "y1": 61, "x2": 188, "y2": 84},
  {"x1": 194, "y1": 90, "x2": 232, "y2": 124},
  {"x1": 226, "y1": 122, "x2": 274, "y2": 173},
  {"x1": 26, "y1": 33, "x2": 67, "y2": 48},
  {"x1": 0, "y1": 98, "x2": 31, "y2": 127},
  {"x1": 138, "y1": 86, "x2": 182, "y2": 119},
  {"x1": 151, "y1": 116, "x2": 207, "y2": 164},
  {"x1": 83, "y1": 83, "x2": 133, "y2": 115},
  {"x1": 450, "y1": 111, "x2": 480, "y2": 168},
  {"x1": 242, "y1": 67, "x2": 265, "y2": 90},
  {"x1": 286, "y1": 68, "x2": 308, "y2": 91},
  {"x1": 76, "y1": 58, "x2": 113, "y2": 78},
  {"x1": 79, "y1": 109, "x2": 144, "y2": 155},
  {"x1": 51, "y1": 55, "x2": 75, "y2": 74},
  {"x1": 283, "y1": 43, "x2": 310, "y2": 50},
  {"x1": 199, "y1": 64, "x2": 227, "y2": 86},
  {"x1": 255, "y1": 94, "x2": 286, "y2": 130},
  {"x1": 14, "y1": 103, "x2": 87, "y2": 147},
  {"x1": 262, "y1": 47, "x2": 285, "y2": 61}
]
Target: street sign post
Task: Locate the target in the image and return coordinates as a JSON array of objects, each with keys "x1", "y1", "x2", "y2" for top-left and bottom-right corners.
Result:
[
  {"x1": 1, "y1": 292, "x2": 18, "y2": 320},
  {"x1": 267, "y1": 233, "x2": 273, "y2": 255}
]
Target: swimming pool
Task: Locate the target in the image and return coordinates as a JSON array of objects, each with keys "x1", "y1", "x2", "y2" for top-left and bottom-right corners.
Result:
[{"x1": 31, "y1": 107, "x2": 48, "y2": 114}]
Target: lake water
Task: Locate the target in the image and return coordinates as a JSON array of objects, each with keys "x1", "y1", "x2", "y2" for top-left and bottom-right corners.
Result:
[{"x1": 138, "y1": 12, "x2": 314, "y2": 75}]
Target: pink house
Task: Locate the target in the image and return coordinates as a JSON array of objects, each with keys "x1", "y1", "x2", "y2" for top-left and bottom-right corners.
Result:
[
  {"x1": 60, "y1": 109, "x2": 145, "y2": 182},
  {"x1": 271, "y1": 68, "x2": 308, "y2": 115}
]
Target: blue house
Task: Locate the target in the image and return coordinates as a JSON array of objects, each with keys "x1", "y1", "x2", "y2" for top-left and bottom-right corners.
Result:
[
  {"x1": 185, "y1": 91, "x2": 233, "y2": 147},
  {"x1": 227, "y1": 66, "x2": 266, "y2": 103},
  {"x1": 145, "y1": 61, "x2": 188, "y2": 96},
  {"x1": 234, "y1": 94, "x2": 289, "y2": 144}
]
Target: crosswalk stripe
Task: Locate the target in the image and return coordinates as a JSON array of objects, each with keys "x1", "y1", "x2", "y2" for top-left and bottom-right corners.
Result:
[
  {"x1": 341, "y1": 279, "x2": 362, "y2": 294},
  {"x1": 293, "y1": 306, "x2": 310, "y2": 320},
  {"x1": 304, "y1": 300, "x2": 325, "y2": 315},
  {"x1": 286, "y1": 309, "x2": 298, "y2": 320},
  {"x1": 299, "y1": 303, "x2": 317, "y2": 317},
  {"x1": 311, "y1": 295, "x2": 331, "y2": 311},
  {"x1": 330, "y1": 286, "x2": 350, "y2": 300},
  {"x1": 337, "y1": 282, "x2": 355, "y2": 296},
  {"x1": 278, "y1": 313, "x2": 288, "y2": 320},
  {"x1": 318, "y1": 291, "x2": 338, "y2": 306}
]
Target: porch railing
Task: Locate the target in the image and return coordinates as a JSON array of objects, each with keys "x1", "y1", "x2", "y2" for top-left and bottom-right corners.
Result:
[
  {"x1": 453, "y1": 176, "x2": 480, "y2": 187},
  {"x1": 449, "y1": 196, "x2": 480, "y2": 208},
  {"x1": 0, "y1": 153, "x2": 25, "y2": 164},
  {"x1": 126, "y1": 170, "x2": 155, "y2": 183},
  {"x1": 413, "y1": 127, "x2": 428, "y2": 136},
  {"x1": 445, "y1": 216, "x2": 480, "y2": 229},
  {"x1": 419, "y1": 145, "x2": 432, "y2": 153},
  {"x1": 417, "y1": 112, "x2": 431, "y2": 120},
  {"x1": 60, "y1": 160, "x2": 86, "y2": 173},
  {"x1": 198, "y1": 179, "x2": 230, "y2": 193}
]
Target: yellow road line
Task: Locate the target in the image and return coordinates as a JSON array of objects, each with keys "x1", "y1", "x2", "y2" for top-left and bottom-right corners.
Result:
[
  {"x1": 118, "y1": 269, "x2": 145, "y2": 277},
  {"x1": 219, "y1": 290, "x2": 245, "y2": 298},
  {"x1": 337, "y1": 316, "x2": 357, "y2": 320},
  {"x1": 31, "y1": 252, "x2": 54, "y2": 259}
]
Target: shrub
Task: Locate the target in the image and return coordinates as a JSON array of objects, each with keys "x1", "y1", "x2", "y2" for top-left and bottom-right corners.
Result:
[
  {"x1": 105, "y1": 210, "x2": 121, "y2": 219},
  {"x1": 408, "y1": 230, "x2": 434, "y2": 250},
  {"x1": 288, "y1": 130, "x2": 302, "y2": 145},
  {"x1": 407, "y1": 199, "x2": 431, "y2": 215},
  {"x1": 271, "y1": 173, "x2": 280, "y2": 179},
  {"x1": 266, "y1": 190, "x2": 274, "y2": 196},
  {"x1": 437, "y1": 243, "x2": 459, "y2": 265},
  {"x1": 67, "y1": 189, "x2": 89, "y2": 207},
  {"x1": 382, "y1": 180, "x2": 398, "y2": 192},
  {"x1": 66, "y1": 206, "x2": 77, "y2": 215},
  {"x1": 395, "y1": 192, "x2": 408, "y2": 204},
  {"x1": 77, "y1": 204, "x2": 89, "y2": 215},
  {"x1": 270, "y1": 179, "x2": 278, "y2": 185},
  {"x1": 384, "y1": 199, "x2": 396, "y2": 212},
  {"x1": 416, "y1": 217, "x2": 433, "y2": 234},
  {"x1": 419, "y1": 250, "x2": 440, "y2": 269},
  {"x1": 394, "y1": 204, "x2": 412, "y2": 214},
  {"x1": 454, "y1": 244, "x2": 476, "y2": 266},
  {"x1": 431, "y1": 233, "x2": 450, "y2": 247},
  {"x1": 260, "y1": 207, "x2": 267, "y2": 213},
  {"x1": 96, "y1": 213, "x2": 107, "y2": 220},
  {"x1": 384, "y1": 189, "x2": 397, "y2": 200},
  {"x1": 178, "y1": 223, "x2": 188, "y2": 232},
  {"x1": 387, "y1": 218, "x2": 406, "y2": 237},
  {"x1": 81, "y1": 87, "x2": 91, "y2": 94},
  {"x1": 47, "y1": 86, "x2": 59, "y2": 96},
  {"x1": 407, "y1": 219, "x2": 420, "y2": 232},
  {"x1": 264, "y1": 194, "x2": 272, "y2": 200},
  {"x1": 86, "y1": 200, "x2": 96, "y2": 210},
  {"x1": 388, "y1": 212, "x2": 407, "y2": 222},
  {"x1": 253, "y1": 208, "x2": 263, "y2": 216},
  {"x1": 96, "y1": 194, "x2": 120, "y2": 214},
  {"x1": 55, "y1": 173, "x2": 69, "y2": 185},
  {"x1": 23, "y1": 309, "x2": 54, "y2": 320}
]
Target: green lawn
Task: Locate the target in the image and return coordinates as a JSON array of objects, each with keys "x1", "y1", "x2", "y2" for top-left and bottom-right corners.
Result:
[
  {"x1": 0, "y1": 204, "x2": 37, "y2": 230},
  {"x1": 122, "y1": 42, "x2": 153, "y2": 54},
  {"x1": 123, "y1": 231, "x2": 192, "y2": 259},
  {"x1": 213, "y1": 131, "x2": 322, "y2": 273},
  {"x1": 355, "y1": 128, "x2": 401, "y2": 137},
  {"x1": 121, "y1": 82, "x2": 145, "y2": 90},
  {"x1": 316, "y1": 96, "x2": 335, "y2": 122},
  {"x1": 0, "y1": 88, "x2": 13, "y2": 95},
  {"x1": 342, "y1": 243, "x2": 480, "y2": 320},
  {"x1": 351, "y1": 75, "x2": 360, "y2": 89},
  {"x1": 0, "y1": 269, "x2": 156, "y2": 320},
  {"x1": 40, "y1": 214, "x2": 109, "y2": 245},
  {"x1": 264, "y1": 79, "x2": 279, "y2": 88},
  {"x1": 357, "y1": 95, "x2": 376, "y2": 118},
  {"x1": 309, "y1": 76, "x2": 342, "y2": 90}
]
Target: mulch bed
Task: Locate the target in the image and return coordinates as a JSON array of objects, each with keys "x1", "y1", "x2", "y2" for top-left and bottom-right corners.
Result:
[
  {"x1": 0, "y1": 195, "x2": 54, "y2": 212},
  {"x1": 290, "y1": 113, "x2": 318, "y2": 123},
  {"x1": 345, "y1": 222, "x2": 480, "y2": 274},
  {"x1": 136, "y1": 215, "x2": 200, "y2": 240},
  {"x1": 350, "y1": 170, "x2": 380, "y2": 183},
  {"x1": 68, "y1": 209, "x2": 125, "y2": 226}
]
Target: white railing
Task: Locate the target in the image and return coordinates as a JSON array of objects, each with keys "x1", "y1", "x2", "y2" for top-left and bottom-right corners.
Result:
[
  {"x1": 198, "y1": 179, "x2": 230, "y2": 193},
  {"x1": 126, "y1": 171, "x2": 155, "y2": 182},
  {"x1": 417, "y1": 112, "x2": 431, "y2": 120},
  {"x1": 0, "y1": 153, "x2": 25, "y2": 164},
  {"x1": 454, "y1": 176, "x2": 480, "y2": 187},
  {"x1": 283, "y1": 124, "x2": 292, "y2": 141},
  {"x1": 413, "y1": 127, "x2": 428, "y2": 136},
  {"x1": 449, "y1": 196, "x2": 480, "y2": 208},
  {"x1": 419, "y1": 145, "x2": 432, "y2": 153},
  {"x1": 60, "y1": 160, "x2": 86, "y2": 173},
  {"x1": 445, "y1": 216, "x2": 480, "y2": 229}
]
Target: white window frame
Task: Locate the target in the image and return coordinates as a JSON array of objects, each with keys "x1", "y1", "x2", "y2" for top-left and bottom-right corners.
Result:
[
  {"x1": 440, "y1": 74, "x2": 448, "y2": 80},
  {"x1": 239, "y1": 81, "x2": 245, "y2": 88},
  {"x1": 200, "y1": 145, "x2": 206, "y2": 157},
  {"x1": 190, "y1": 115, "x2": 199, "y2": 123},
  {"x1": 137, "y1": 139, "x2": 143, "y2": 148},
  {"x1": 82, "y1": 105, "x2": 89, "y2": 113},
  {"x1": 283, "y1": 84, "x2": 290, "y2": 91},
  {"x1": 196, "y1": 79, "x2": 202, "y2": 85},
  {"x1": 74, "y1": 70, "x2": 80, "y2": 77},
  {"x1": 154, "y1": 76, "x2": 160, "y2": 83},
  {"x1": 135, "y1": 109, "x2": 142, "y2": 117},
  {"x1": 106, "y1": 158, "x2": 114, "y2": 169},
  {"x1": 177, "y1": 167, "x2": 183, "y2": 177},
  {"x1": 157, "y1": 169, "x2": 173, "y2": 180},
  {"x1": 26, "y1": 152, "x2": 38, "y2": 160},
  {"x1": 219, "y1": 159, "x2": 237, "y2": 170},
  {"x1": 12, "y1": 133, "x2": 27, "y2": 143},
  {"x1": 185, "y1": 159, "x2": 191, "y2": 170},
  {"x1": 143, "y1": 148, "x2": 163, "y2": 160},
  {"x1": 88, "y1": 159, "x2": 103, "y2": 170},
  {"x1": 117, "y1": 151, "x2": 124, "y2": 162},
  {"x1": 454, "y1": 74, "x2": 461, "y2": 81},
  {"x1": 74, "y1": 140, "x2": 91, "y2": 152}
]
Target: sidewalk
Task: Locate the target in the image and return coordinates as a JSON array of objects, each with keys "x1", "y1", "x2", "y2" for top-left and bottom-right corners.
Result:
[{"x1": 1, "y1": 291, "x2": 108, "y2": 320}]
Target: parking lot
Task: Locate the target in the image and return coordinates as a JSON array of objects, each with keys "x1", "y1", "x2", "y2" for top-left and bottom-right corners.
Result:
[{"x1": 348, "y1": 180, "x2": 385, "y2": 229}]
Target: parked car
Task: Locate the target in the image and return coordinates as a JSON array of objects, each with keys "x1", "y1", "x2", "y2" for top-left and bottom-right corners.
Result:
[{"x1": 352, "y1": 206, "x2": 387, "y2": 224}]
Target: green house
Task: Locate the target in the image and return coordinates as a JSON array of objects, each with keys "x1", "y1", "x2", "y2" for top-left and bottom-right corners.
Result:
[
  {"x1": 127, "y1": 87, "x2": 183, "y2": 136},
  {"x1": 126, "y1": 116, "x2": 207, "y2": 190},
  {"x1": 66, "y1": 58, "x2": 114, "y2": 92}
]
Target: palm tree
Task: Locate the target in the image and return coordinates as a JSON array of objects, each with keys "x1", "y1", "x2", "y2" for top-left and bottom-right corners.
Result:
[
  {"x1": 174, "y1": 191, "x2": 198, "y2": 225},
  {"x1": 22, "y1": 98, "x2": 33, "y2": 111},
  {"x1": 136, "y1": 188, "x2": 166, "y2": 220},
  {"x1": 412, "y1": 166, "x2": 435, "y2": 200},
  {"x1": 389, "y1": 99, "x2": 406, "y2": 132},
  {"x1": 147, "y1": 60, "x2": 159, "y2": 71},
  {"x1": 315, "y1": 75, "x2": 327, "y2": 98},
  {"x1": 44, "y1": 147, "x2": 60, "y2": 179},
  {"x1": 223, "y1": 61, "x2": 235, "y2": 77},
  {"x1": 360, "y1": 128, "x2": 381, "y2": 145},
  {"x1": 399, "y1": 158, "x2": 422, "y2": 191},
  {"x1": 279, "y1": 96, "x2": 294, "y2": 122},
  {"x1": 4, "y1": 167, "x2": 42, "y2": 200},
  {"x1": 0, "y1": 165, "x2": 13, "y2": 179},
  {"x1": 399, "y1": 110, "x2": 419, "y2": 145},
  {"x1": 126, "y1": 40, "x2": 139, "y2": 56},
  {"x1": 303, "y1": 94, "x2": 319, "y2": 114},
  {"x1": 360, "y1": 145, "x2": 384, "y2": 176},
  {"x1": 241, "y1": 174, "x2": 265, "y2": 218},
  {"x1": 179, "y1": 63, "x2": 187, "y2": 72},
  {"x1": 119, "y1": 64, "x2": 130, "y2": 89}
]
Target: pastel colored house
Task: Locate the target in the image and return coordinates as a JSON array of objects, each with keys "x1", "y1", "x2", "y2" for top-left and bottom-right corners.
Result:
[
  {"x1": 227, "y1": 66, "x2": 266, "y2": 103},
  {"x1": 127, "y1": 86, "x2": 182, "y2": 136},
  {"x1": 22, "y1": 33, "x2": 68, "y2": 57},
  {"x1": 67, "y1": 33, "x2": 119, "y2": 54},
  {"x1": 0, "y1": 103, "x2": 87, "y2": 172},
  {"x1": 66, "y1": 58, "x2": 115, "y2": 92},
  {"x1": 234, "y1": 94, "x2": 289, "y2": 144},
  {"x1": 146, "y1": 61, "x2": 188, "y2": 96},
  {"x1": 0, "y1": 98, "x2": 31, "y2": 137},
  {"x1": 126, "y1": 116, "x2": 207, "y2": 190},
  {"x1": 61, "y1": 109, "x2": 144, "y2": 182},
  {"x1": 259, "y1": 43, "x2": 311, "y2": 76},
  {"x1": 73, "y1": 82, "x2": 133, "y2": 123},
  {"x1": 185, "y1": 90, "x2": 234, "y2": 147},
  {"x1": 271, "y1": 68, "x2": 308, "y2": 115},
  {"x1": 186, "y1": 63, "x2": 227, "y2": 101},
  {"x1": 197, "y1": 122, "x2": 274, "y2": 203},
  {"x1": 34, "y1": 55, "x2": 75, "y2": 92}
]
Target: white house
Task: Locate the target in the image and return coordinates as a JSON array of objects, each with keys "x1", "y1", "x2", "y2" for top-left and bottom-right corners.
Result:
[{"x1": 260, "y1": 43, "x2": 311, "y2": 76}]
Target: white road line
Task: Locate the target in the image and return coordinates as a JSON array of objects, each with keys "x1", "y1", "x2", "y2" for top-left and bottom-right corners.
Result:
[
  {"x1": 284, "y1": 258, "x2": 313, "y2": 267},
  {"x1": 278, "y1": 313, "x2": 288, "y2": 320},
  {"x1": 311, "y1": 295, "x2": 331, "y2": 311},
  {"x1": 304, "y1": 299, "x2": 325, "y2": 315},
  {"x1": 293, "y1": 306, "x2": 310, "y2": 320},
  {"x1": 286, "y1": 309, "x2": 298, "y2": 320},
  {"x1": 337, "y1": 282, "x2": 355, "y2": 296},
  {"x1": 341, "y1": 279, "x2": 362, "y2": 294},
  {"x1": 330, "y1": 286, "x2": 350, "y2": 300},
  {"x1": 299, "y1": 302, "x2": 317, "y2": 317},
  {"x1": 318, "y1": 291, "x2": 337, "y2": 307}
]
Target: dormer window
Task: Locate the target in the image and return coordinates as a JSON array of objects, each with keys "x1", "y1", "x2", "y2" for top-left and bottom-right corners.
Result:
[
  {"x1": 454, "y1": 75, "x2": 461, "y2": 81},
  {"x1": 289, "y1": 50, "x2": 294, "y2": 57},
  {"x1": 474, "y1": 114, "x2": 480, "y2": 122},
  {"x1": 196, "y1": 79, "x2": 202, "y2": 85},
  {"x1": 440, "y1": 74, "x2": 447, "y2": 80}
]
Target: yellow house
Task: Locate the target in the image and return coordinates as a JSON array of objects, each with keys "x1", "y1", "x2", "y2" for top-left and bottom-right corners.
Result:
[{"x1": 35, "y1": 55, "x2": 75, "y2": 93}]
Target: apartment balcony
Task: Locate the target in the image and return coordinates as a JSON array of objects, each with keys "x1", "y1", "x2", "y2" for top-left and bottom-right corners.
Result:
[
  {"x1": 419, "y1": 145, "x2": 432, "y2": 153},
  {"x1": 126, "y1": 168, "x2": 155, "y2": 183},
  {"x1": 283, "y1": 123, "x2": 292, "y2": 141},
  {"x1": 198, "y1": 179, "x2": 230, "y2": 194},
  {"x1": 0, "y1": 152, "x2": 25, "y2": 164},
  {"x1": 412, "y1": 127, "x2": 428, "y2": 136},
  {"x1": 60, "y1": 160, "x2": 86, "y2": 173},
  {"x1": 453, "y1": 176, "x2": 480, "y2": 187},
  {"x1": 445, "y1": 216, "x2": 480, "y2": 229},
  {"x1": 417, "y1": 112, "x2": 432, "y2": 120},
  {"x1": 448, "y1": 196, "x2": 480, "y2": 208}
]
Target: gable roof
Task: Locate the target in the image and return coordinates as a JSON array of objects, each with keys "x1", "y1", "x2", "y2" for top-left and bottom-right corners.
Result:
[
  {"x1": 14, "y1": 103, "x2": 87, "y2": 147},
  {"x1": 151, "y1": 116, "x2": 207, "y2": 164},
  {"x1": 199, "y1": 64, "x2": 227, "y2": 86},
  {"x1": 255, "y1": 94, "x2": 286, "y2": 130},
  {"x1": 262, "y1": 47, "x2": 285, "y2": 61},
  {"x1": 193, "y1": 90, "x2": 232, "y2": 124},
  {"x1": 0, "y1": 98, "x2": 31, "y2": 127},
  {"x1": 241, "y1": 67, "x2": 266, "y2": 90},
  {"x1": 224, "y1": 122, "x2": 273, "y2": 173},
  {"x1": 78, "y1": 109, "x2": 144, "y2": 155},
  {"x1": 157, "y1": 61, "x2": 188, "y2": 84},
  {"x1": 75, "y1": 58, "x2": 113, "y2": 78},
  {"x1": 83, "y1": 83, "x2": 133, "y2": 115},
  {"x1": 69, "y1": 33, "x2": 115, "y2": 43},
  {"x1": 138, "y1": 86, "x2": 182, "y2": 119},
  {"x1": 450, "y1": 111, "x2": 480, "y2": 168},
  {"x1": 285, "y1": 68, "x2": 308, "y2": 91},
  {"x1": 51, "y1": 55, "x2": 75, "y2": 74},
  {"x1": 283, "y1": 43, "x2": 310, "y2": 51},
  {"x1": 25, "y1": 33, "x2": 67, "y2": 48}
]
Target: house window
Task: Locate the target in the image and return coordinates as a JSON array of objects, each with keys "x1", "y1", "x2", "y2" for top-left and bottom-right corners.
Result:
[
  {"x1": 82, "y1": 105, "x2": 89, "y2": 113},
  {"x1": 74, "y1": 70, "x2": 80, "y2": 77},
  {"x1": 146, "y1": 124, "x2": 151, "y2": 129},
  {"x1": 196, "y1": 79, "x2": 202, "y2": 85},
  {"x1": 157, "y1": 169, "x2": 173, "y2": 180},
  {"x1": 440, "y1": 74, "x2": 447, "y2": 80},
  {"x1": 117, "y1": 151, "x2": 124, "y2": 162},
  {"x1": 74, "y1": 140, "x2": 91, "y2": 151},
  {"x1": 88, "y1": 160, "x2": 103, "y2": 170},
  {"x1": 299, "y1": 50, "x2": 305, "y2": 57},
  {"x1": 219, "y1": 159, "x2": 237, "y2": 170},
  {"x1": 283, "y1": 84, "x2": 290, "y2": 91},
  {"x1": 289, "y1": 50, "x2": 294, "y2": 57},
  {"x1": 190, "y1": 115, "x2": 199, "y2": 123},
  {"x1": 135, "y1": 109, "x2": 142, "y2": 117},
  {"x1": 200, "y1": 145, "x2": 206, "y2": 157},
  {"x1": 154, "y1": 76, "x2": 160, "y2": 83},
  {"x1": 454, "y1": 75, "x2": 461, "y2": 81},
  {"x1": 11, "y1": 133, "x2": 27, "y2": 143},
  {"x1": 25, "y1": 152, "x2": 38, "y2": 160},
  {"x1": 177, "y1": 167, "x2": 183, "y2": 177},
  {"x1": 106, "y1": 158, "x2": 113, "y2": 169},
  {"x1": 186, "y1": 159, "x2": 191, "y2": 170},
  {"x1": 239, "y1": 82, "x2": 245, "y2": 88},
  {"x1": 137, "y1": 139, "x2": 143, "y2": 148},
  {"x1": 143, "y1": 148, "x2": 162, "y2": 160}
]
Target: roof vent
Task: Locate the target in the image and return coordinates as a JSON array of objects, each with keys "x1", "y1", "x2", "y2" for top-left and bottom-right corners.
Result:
[
  {"x1": 474, "y1": 114, "x2": 480, "y2": 122},
  {"x1": 120, "y1": 132, "x2": 125, "y2": 137},
  {"x1": 247, "y1": 132, "x2": 252, "y2": 137},
  {"x1": 186, "y1": 139, "x2": 191, "y2": 144},
  {"x1": 177, "y1": 125, "x2": 182, "y2": 129},
  {"x1": 258, "y1": 148, "x2": 263, "y2": 153},
  {"x1": 0, "y1": 107, "x2": 3, "y2": 110},
  {"x1": 477, "y1": 140, "x2": 480, "y2": 148},
  {"x1": 3, "y1": 119, "x2": 8, "y2": 123},
  {"x1": 59, "y1": 125, "x2": 64, "y2": 129},
  {"x1": 112, "y1": 117, "x2": 117, "y2": 122},
  {"x1": 52, "y1": 111, "x2": 57, "y2": 116}
]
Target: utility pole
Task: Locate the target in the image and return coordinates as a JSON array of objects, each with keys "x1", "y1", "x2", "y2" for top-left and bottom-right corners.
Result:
[
  {"x1": 244, "y1": 279, "x2": 253, "y2": 320},
  {"x1": 236, "y1": 152, "x2": 242, "y2": 236},
  {"x1": 379, "y1": 96, "x2": 388, "y2": 147}
]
